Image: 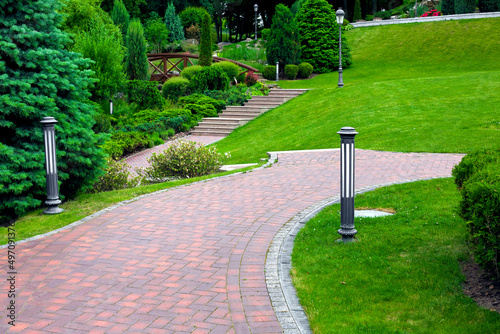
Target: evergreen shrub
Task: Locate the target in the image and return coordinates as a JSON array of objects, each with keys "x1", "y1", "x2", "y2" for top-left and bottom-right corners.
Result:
[
  {"x1": 189, "y1": 66, "x2": 230, "y2": 92},
  {"x1": 267, "y1": 4, "x2": 301, "y2": 70},
  {"x1": 164, "y1": 2, "x2": 184, "y2": 42},
  {"x1": 453, "y1": 149, "x2": 500, "y2": 277},
  {"x1": 111, "y1": 0, "x2": 129, "y2": 38},
  {"x1": 126, "y1": 20, "x2": 149, "y2": 80},
  {"x1": 198, "y1": 12, "x2": 213, "y2": 66},
  {"x1": 212, "y1": 61, "x2": 241, "y2": 82},
  {"x1": 298, "y1": 62, "x2": 314, "y2": 78},
  {"x1": 454, "y1": 0, "x2": 476, "y2": 13},
  {"x1": 203, "y1": 87, "x2": 249, "y2": 106},
  {"x1": 179, "y1": 94, "x2": 224, "y2": 113},
  {"x1": 353, "y1": 0, "x2": 362, "y2": 21},
  {"x1": 0, "y1": 0, "x2": 107, "y2": 222},
  {"x1": 441, "y1": 0, "x2": 456, "y2": 14},
  {"x1": 103, "y1": 131, "x2": 151, "y2": 159},
  {"x1": 262, "y1": 65, "x2": 277, "y2": 80},
  {"x1": 181, "y1": 65, "x2": 203, "y2": 80},
  {"x1": 179, "y1": 6, "x2": 207, "y2": 29},
  {"x1": 284, "y1": 65, "x2": 299, "y2": 80},
  {"x1": 261, "y1": 28, "x2": 271, "y2": 40},
  {"x1": 478, "y1": 0, "x2": 500, "y2": 11},
  {"x1": 162, "y1": 77, "x2": 190, "y2": 101},
  {"x1": 126, "y1": 80, "x2": 166, "y2": 110}
]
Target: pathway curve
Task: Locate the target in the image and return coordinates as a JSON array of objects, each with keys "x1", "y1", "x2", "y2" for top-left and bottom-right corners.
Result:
[{"x1": 0, "y1": 148, "x2": 463, "y2": 333}]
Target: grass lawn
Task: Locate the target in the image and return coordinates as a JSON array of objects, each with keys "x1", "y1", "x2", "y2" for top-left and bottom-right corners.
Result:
[
  {"x1": 214, "y1": 18, "x2": 500, "y2": 163},
  {"x1": 292, "y1": 178, "x2": 500, "y2": 333}
]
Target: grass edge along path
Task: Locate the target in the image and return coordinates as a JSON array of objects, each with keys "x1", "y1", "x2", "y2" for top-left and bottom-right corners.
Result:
[
  {"x1": 0, "y1": 164, "x2": 260, "y2": 246},
  {"x1": 291, "y1": 178, "x2": 500, "y2": 333}
]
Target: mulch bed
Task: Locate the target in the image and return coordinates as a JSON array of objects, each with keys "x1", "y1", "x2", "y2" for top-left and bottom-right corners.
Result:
[{"x1": 461, "y1": 260, "x2": 500, "y2": 313}]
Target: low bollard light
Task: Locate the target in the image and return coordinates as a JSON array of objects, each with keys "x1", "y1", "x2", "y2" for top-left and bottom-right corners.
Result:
[
  {"x1": 337, "y1": 127, "x2": 358, "y2": 243},
  {"x1": 110, "y1": 98, "x2": 113, "y2": 115},
  {"x1": 276, "y1": 61, "x2": 279, "y2": 81},
  {"x1": 41, "y1": 117, "x2": 64, "y2": 215}
]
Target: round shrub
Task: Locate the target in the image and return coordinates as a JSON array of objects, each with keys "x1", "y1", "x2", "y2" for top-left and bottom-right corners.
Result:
[
  {"x1": 261, "y1": 28, "x2": 271, "y2": 41},
  {"x1": 284, "y1": 64, "x2": 299, "y2": 80},
  {"x1": 479, "y1": 0, "x2": 500, "y2": 12},
  {"x1": 213, "y1": 61, "x2": 241, "y2": 82},
  {"x1": 181, "y1": 65, "x2": 203, "y2": 80},
  {"x1": 298, "y1": 62, "x2": 313, "y2": 78},
  {"x1": 90, "y1": 158, "x2": 140, "y2": 193},
  {"x1": 245, "y1": 72, "x2": 259, "y2": 86},
  {"x1": 162, "y1": 76, "x2": 190, "y2": 101},
  {"x1": 262, "y1": 65, "x2": 277, "y2": 80},
  {"x1": 189, "y1": 66, "x2": 230, "y2": 92}
]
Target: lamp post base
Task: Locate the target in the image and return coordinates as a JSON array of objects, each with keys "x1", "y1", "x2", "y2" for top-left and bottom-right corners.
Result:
[{"x1": 43, "y1": 199, "x2": 64, "y2": 215}]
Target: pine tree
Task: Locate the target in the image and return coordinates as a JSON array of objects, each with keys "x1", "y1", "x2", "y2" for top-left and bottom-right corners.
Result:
[
  {"x1": 111, "y1": 0, "x2": 130, "y2": 38},
  {"x1": 441, "y1": 0, "x2": 455, "y2": 15},
  {"x1": 198, "y1": 12, "x2": 213, "y2": 67},
  {"x1": 267, "y1": 4, "x2": 301, "y2": 70},
  {"x1": 455, "y1": 0, "x2": 476, "y2": 13},
  {"x1": 353, "y1": 0, "x2": 362, "y2": 21},
  {"x1": 126, "y1": 20, "x2": 149, "y2": 80},
  {"x1": 164, "y1": 2, "x2": 184, "y2": 42},
  {"x1": 0, "y1": 0, "x2": 107, "y2": 223}
]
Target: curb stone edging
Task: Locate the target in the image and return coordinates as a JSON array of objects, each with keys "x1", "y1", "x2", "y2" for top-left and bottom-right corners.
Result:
[{"x1": 265, "y1": 175, "x2": 454, "y2": 333}]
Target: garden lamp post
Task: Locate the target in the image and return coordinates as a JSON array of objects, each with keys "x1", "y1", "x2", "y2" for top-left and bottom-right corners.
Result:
[
  {"x1": 276, "y1": 61, "x2": 279, "y2": 81},
  {"x1": 336, "y1": 8, "x2": 345, "y2": 88},
  {"x1": 41, "y1": 117, "x2": 64, "y2": 215},
  {"x1": 337, "y1": 127, "x2": 358, "y2": 243},
  {"x1": 110, "y1": 98, "x2": 113, "y2": 115},
  {"x1": 254, "y1": 4, "x2": 258, "y2": 41}
]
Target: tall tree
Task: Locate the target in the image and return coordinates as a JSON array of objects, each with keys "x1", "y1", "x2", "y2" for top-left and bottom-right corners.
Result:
[
  {"x1": 111, "y1": 0, "x2": 130, "y2": 38},
  {"x1": 0, "y1": 0, "x2": 107, "y2": 223},
  {"x1": 164, "y1": 2, "x2": 185, "y2": 42},
  {"x1": 126, "y1": 20, "x2": 149, "y2": 80},
  {"x1": 199, "y1": 12, "x2": 213, "y2": 66},
  {"x1": 266, "y1": 4, "x2": 301, "y2": 69}
]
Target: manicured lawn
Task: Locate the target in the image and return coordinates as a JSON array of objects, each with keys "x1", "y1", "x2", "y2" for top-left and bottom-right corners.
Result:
[
  {"x1": 292, "y1": 178, "x2": 500, "y2": 333},
  {"x1": 214, "y1": 19, "x2": 500, "y2": 163}
]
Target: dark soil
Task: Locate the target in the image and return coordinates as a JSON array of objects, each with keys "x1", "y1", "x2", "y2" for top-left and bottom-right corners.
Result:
[{"x1": 461, "y1": 260, "x2": 500, "y2": 313}]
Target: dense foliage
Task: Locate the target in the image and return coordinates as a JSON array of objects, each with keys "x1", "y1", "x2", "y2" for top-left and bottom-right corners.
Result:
[
  {"x1": 478, "y1": 0, "x2": 500, "y2": 11},
  {"x1": 453, "y1": 149, "x2": 500, "y2": 277},
  {"x1": 111, "y1": 0, "x2": 129, "y2": 38},
  {"x1": 296, "y1": 0, "x2": 352, "y2": 73},
  {"x1": 212, "y1": 61, "x2": 240, "y2": 82},
  {"x1": 189, "y1": 66, "x2": 230, "y2": 92},
  {"x1": 91, "y1": 158, "x2": 140, "y2": 193},
  {"x1": 454, "y1": 0, "x2": 477, "y2": 13},
  {"x1": 441, "y1": 0, "x2": 455, "y2": 15},
  {"x1": 180, "y1": 65, "x2": 203, "y2": 80},
  {"x1": 298, "y1": 62, "x2": 313, "y2": 78},
  {"x1": 126, "y1": 20, "x2": 149, "y2": 80},
  {"x1": 144, "y1": 15, "x2": 170, "y2": 53},
  {"x1": 262, "y1": 65, "x2": 277, "y2": 80},
  {"x1": 179, "y1": 6, "x2": 206, "y2": 29},
  {"x1": 0, "y1": 0, "x2": 107, "y2": 222},
  {"x1": 164, "y1": 2, "x2": 185, "y2": 42},
  {"x1": 198, "y1": 12, "x2": 213, "y2": 66},
  {"x1": 266, "y1": 4, "x2": 301, "y2": 70},
  {"x1": 126, "y1": 80, "x2": 165, "y2": 109},
  {"x1": 353, "y1": 0, "x2": 362, "y2": 21},
  {"x1": 162, "y1": 77, "x2": 190, "y2": 101},
  {"x1": 284, "y1": 64, "x2": 299, "y2": 79}
]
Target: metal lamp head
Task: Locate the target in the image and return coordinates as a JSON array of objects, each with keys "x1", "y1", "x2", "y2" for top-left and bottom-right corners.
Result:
[
  {"x1": 254, "y1": 3, "x2": 258, "y2": 12},
  {"x1": 336, "y1": 8, "x2": 345, "y2": 25}
]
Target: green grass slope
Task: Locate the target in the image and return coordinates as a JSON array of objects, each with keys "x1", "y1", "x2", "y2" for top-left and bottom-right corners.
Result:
[{"x1": 215, "y1": 18, "x2": 500, "y2": 163}]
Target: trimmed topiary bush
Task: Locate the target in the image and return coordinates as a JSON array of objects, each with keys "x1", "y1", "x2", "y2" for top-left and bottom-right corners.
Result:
[
  {"x1": 478, "y1": 0, "x2": 500, "y2": 12},
  {"x1": 455, "y1": 0, "x2": 476, "y2": 14},
  {"x1": 126, "y1": 80, "x2": 166, "y2": 110},
  {"x1": 298, "y1": 62, "x2": 313, "y2": 78},
  {"x1": 126, "y1": 20, "x2": 149, "y2": 80},
  {"x1": 162, "y1": 77, "x2": 190, "y2": 101},
  {"x1": 261, "y1": 28, "x2": 271, "y2": 40},
  {"x1": 262, "y1": 65, "x2": 277, "y2": 80},
  {"x1": 213, "y1": 61, "x2": 241, "y2": 82},
  {"x1": 353, "y1": 0, "x2": 362, "y2": 21},
  {"x1": 189, "y1": 66, "x2": 230, "y2": 92},
  {"x1": 179, "y1": 94, "x2": 224, "y2": 113},
  {"x1": 181, "y1": 65, "x2": 203, "y2": 80},
  {"x1": 441, "y1": 0, "x2": 456, "y2": 14},
  {"x1": 198, "y1": 12, "x2": 212, "y2": 66},
  {"x1": 284, "y1": 64, "x2": 299, "y2": 80}
]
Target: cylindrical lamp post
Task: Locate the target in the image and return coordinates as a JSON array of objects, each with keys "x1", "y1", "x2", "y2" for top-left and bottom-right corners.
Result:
[
  {"x1": 254, "y1": 4, "x2": 258, "y2": 41},
  {"x1": 337, "y1": 127, "x2": 358, "y2": 243},
  {"x1": 276, "y1": 61, "x2": 279, "y2": 81},
  {"x1": 110, "y1": 98, "x2": 113, "y2": 115},
  {"x1": 41, "y1": 117, "x2": 64, "y2": 215},
  {"x1": 336, "y1": 8, "x2": 345, "y2": 88}
]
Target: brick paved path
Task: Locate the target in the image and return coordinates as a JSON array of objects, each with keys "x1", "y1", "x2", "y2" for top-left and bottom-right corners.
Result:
[{"x1": 0, "y1": 149, "x2": 463, "y2": 333}]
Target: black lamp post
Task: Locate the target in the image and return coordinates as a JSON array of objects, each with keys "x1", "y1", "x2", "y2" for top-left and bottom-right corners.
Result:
[
  {"x1": 254, "y1": 4, "x2": 258, "y2": 41},
  {"x1": 336, "y1": 8, "x2": 345, "y2": 88},
  {"x1": 41, "y1": 117, "x2": 64, "y2": 215},
  {"x1": 337, "y1": 127, "x2": 358, "y2": 243}
]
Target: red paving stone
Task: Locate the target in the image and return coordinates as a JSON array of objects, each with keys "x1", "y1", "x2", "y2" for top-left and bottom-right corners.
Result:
[{"x1": 0, "y1": 148, "x2": 463, "y2": 333}]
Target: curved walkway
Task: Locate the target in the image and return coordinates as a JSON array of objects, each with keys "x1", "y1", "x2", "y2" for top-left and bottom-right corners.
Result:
[{"x1": 0, "y1": 147, "x2": 463, "y2": 333}]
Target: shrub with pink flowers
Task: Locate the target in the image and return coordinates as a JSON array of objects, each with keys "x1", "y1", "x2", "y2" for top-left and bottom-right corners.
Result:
[
  {"x1": 244, "y1": 71, "x2": 259, "y2": 86},
  {"x1": 421, "y1": 9, "x2": 442, "y2": 17}
]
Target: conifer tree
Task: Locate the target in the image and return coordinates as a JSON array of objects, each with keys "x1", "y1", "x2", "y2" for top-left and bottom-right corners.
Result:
[
  {"x1": 164, "y1": 2, "x2": 185, "y2": 42},
  {"x1": 353, "y1": 0, "x2": 362, "y2": 21},
  {"x1": 441, "y1": 0, "x2": 455, "y2": 15},
  {"x1": 198, "y1": 12, "x2": 213, "y2": 66},
  {"x1": 126, "y1": 19, "x2": 149, "y2": 80},
  {"x1": 0, "y1": 0, "x2": 107, "y2": 223},
  {"x1": 111, "y1": 0, "x2": 130, "y2": 38},
  {"x1": 267, "y1": 4, "x2": 301, "y2": 70}
]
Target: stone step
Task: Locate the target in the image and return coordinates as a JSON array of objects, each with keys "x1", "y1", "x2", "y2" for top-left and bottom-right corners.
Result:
[
  {"x1": 219, "y1": 112, "x2": 263, "y2": 118},
  {"x1": 248, "y1": 96, "x2": 290, "y2": 102},
  {"x1": 268, "y1": 89, "x2": 308, "y2": 96},
  {"x1": 224, "y1": 106, "x2": 270, "y2": 112},
  {"x1": 191, "y1": 129, "x2": 233, "y2": 136},
  {"x1": 194, "y1": 123, "x2": 238, "y2": 130},
  {"x1": 201, "y1": 118, "x2": 245, "y2": 125}
]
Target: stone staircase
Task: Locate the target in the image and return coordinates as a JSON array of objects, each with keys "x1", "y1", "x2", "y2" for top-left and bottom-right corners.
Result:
[{"x1": 191, "y1": 89, "x2": 308, "y2": 137}]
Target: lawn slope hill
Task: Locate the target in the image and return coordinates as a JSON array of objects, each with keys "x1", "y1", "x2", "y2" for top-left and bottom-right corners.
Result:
[{"x1": 214, "y1": 18, "x2": 500, "y2": 163}]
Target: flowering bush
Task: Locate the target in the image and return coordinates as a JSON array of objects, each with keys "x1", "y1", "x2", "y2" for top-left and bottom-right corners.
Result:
[
  {"x1": 244, "y1": 71, "x2": 259, "y2": 86},
  {"x1": 141, "y1": 140, "x2": 227, "y2": 181},
  {"x1": 90, "y1": 159, "x2": 141, "y2": 193},
  {"x1": 421, "y1": 9, "x2": 442, "y2": 17}
]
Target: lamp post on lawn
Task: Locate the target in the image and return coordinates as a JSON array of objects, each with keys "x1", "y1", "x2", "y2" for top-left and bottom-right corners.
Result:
[
  {"x1": 254, "y1": 4, "x2": 258, "y2": 41},
  {"x1": 336, "y1": 8, "x2": 345, "y2": 88}
]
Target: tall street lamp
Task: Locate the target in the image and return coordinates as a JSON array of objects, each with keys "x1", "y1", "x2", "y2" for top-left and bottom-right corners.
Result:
[
  {"x1": 254, "y1": 4, "x2": 258, "y2": 41},
  {"x1": 336, "y1": 8, "x2": 345, "y2": 88}
]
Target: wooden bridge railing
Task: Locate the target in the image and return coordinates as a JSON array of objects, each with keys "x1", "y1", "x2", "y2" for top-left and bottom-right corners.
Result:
[{"x1": 147, "y1": 53, "x2": 260, "y2": 83}]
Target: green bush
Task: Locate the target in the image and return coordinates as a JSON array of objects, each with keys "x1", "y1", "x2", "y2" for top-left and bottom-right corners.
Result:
[
  {"x1": 104, "y1": 131, "x2": 151, "y2": 159},
  {"x1": 455, "y1": 0, "x2": 476, "y2": 13},
  {"x1": 111, "y1": 0, "x2": 129, "y2": 39},
  {"x1": 90, "y1": 158, "x2": 140, "y2": 193},
  {"x1": 284, "y1": 64, "x2": 299, "y2": 80},
  {"x1": 179, "y1": 94, "x2": 224, "y2": 113},
  {"x1": 162, "y1": 77, "x2": 190, "y2": 101},
  {"x1": 181, "y1": 65, "x2": 203, "y2": 80},
  {"x1": 298, "y1": 62, "x2": 314, "y2": 78},
  {"x1": 126, "y1": 80, "x2": 165, "y2": 110},
  {"x1": 142, "y1": 140, "x2": 226, "y2": 181},
  {"x1": 453, "y1": 149, "x2": 500, "y2": 277},
  {"x1": 184, "y1": 103, "x2": 217, "y2": 119},
  {"x1": 164, "y1": 2, "x2": 184, "y2": 42},
  {"x1": 478, "y1": 0, "x2": 500, "y2": 11},
  {"x1": 213, "y1": 61, "x2": 241, "y2": 82},
  {"x1": 189, "y1": 66, "x2": 230, "y2": 92},
  {"x1": 179, "y1": 6, "x2": 207, "y2": 29},
  {"x1": 353, "y1": 0, "x2": 362, "y2": 21},
  {"x1": 245, "y1": 72, "x2": 259, "y2": 86},
  {"x1": 144, "y1": 15, "x2": 170, "y2": 53},
  {"x1": 122, "y1": 113, "x2": 190, "y2": 134},
  {"x1": 263, "y1": 65, "x2": 277, "y2": 80},
  {"x1": 0, "y1": 0, "x2": 107, "y2": 222},
  {"x1": 296, "y1": 0, "x2": 352, "y2": 73},
  {"x1": 266, "y1": 4, "x2": 301, "y2": 70},
  {"x1": 203, "y1": 86, "x2": 250, "y2": 106},
  {"x1": 126, "y1": 20, "x2": 149, "y2": 80},
  {"x1": 374, "y1": 10, "x2": 393, "y2": 20},
  {"x1": 261, "y1": 28, "x2": 271, "y2": 40},
  {"x1": 198, "y1": 12, "x2": 212, "y2": 66}
]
